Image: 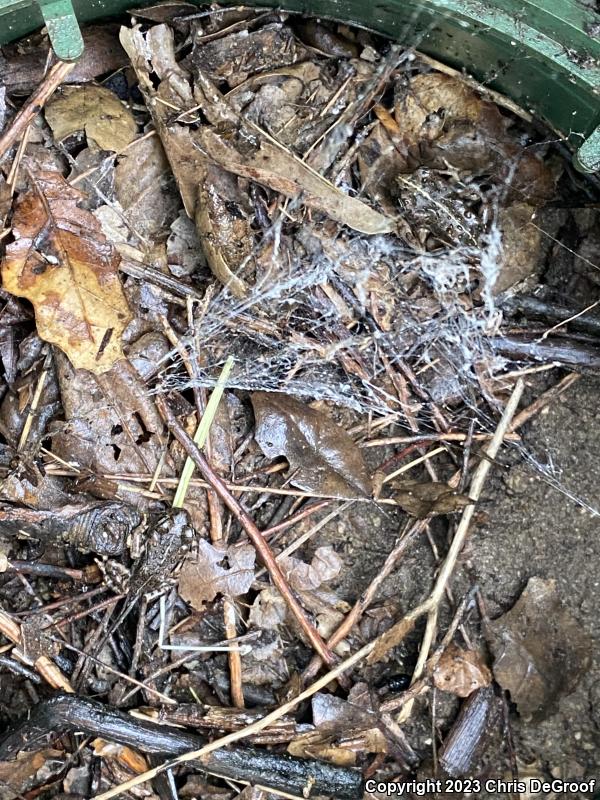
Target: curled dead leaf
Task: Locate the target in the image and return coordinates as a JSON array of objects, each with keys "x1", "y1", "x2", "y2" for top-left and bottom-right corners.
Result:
[
  {"x1": 488, "y1": 577, "x2": 592, "y2": 720},
  {"x1": 251, "y1": 392, "x2": 372, "y2": 498},
  {"x1": 2, "y1": 172, "x2": 132, "y2": 373},
  {"x1": 45, "y1": 85, "x2": 138, "y2": 152},
  {"x1": 433, "y1": 643, "x2": 492, "y2": 697}
]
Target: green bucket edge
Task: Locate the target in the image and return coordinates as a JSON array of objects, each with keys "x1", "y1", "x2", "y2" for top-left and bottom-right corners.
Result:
[{"x1": 0, "y1": 0, "x2": 599, "y2": 170}]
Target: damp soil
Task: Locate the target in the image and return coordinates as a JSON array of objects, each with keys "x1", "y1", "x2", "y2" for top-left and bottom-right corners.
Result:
[{"x1": 297, "y1": 374, "x2": 600, "y2": 794}]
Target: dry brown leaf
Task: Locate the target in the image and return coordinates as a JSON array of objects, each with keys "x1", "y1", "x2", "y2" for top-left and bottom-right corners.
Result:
[
  {"x1": 178, "y1": 539, "x2": 256, "y2": 610},
  {"x1": 251, "y1": 392, "x2": 372, "y2": 498},
  {"x1": 392, "y1": 480, "x2": 471, "y2": 518},
  {"x1": 494, "y1": 203, "x2": 541, "y2": 294},
  {"x1": 52, "y1": 355, "x2": 164, "y2": 490},
  {"x1": 45, "y1": 85, "x2": 137, "y2": 152},
  {"x1": 197, "y1": 125, "x2": 396, "y2": 236},
  {"x1": 2, "y1": 172, "x2": 131, "y2": 373},
  {"x1": 119, "y1": 24, "x2": 253, "y2": 297},
  {"x1": 433, "y1": 643, "x2": 492, "y2": 697},
  {"x1": 488, "y1": 577, "x2": 592, "y2": 720},
  {"x1": 115, "y1": 135, "x2": 181, "y2": 239}
]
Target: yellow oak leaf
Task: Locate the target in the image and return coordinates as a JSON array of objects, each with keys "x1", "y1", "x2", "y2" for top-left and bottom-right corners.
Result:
[{"x1": 2, "y1": 171, "x2": 132, "y2": 373}]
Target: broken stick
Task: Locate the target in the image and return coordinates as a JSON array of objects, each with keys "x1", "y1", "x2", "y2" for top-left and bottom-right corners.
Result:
[
  {"x1": 156, "y1": 394, "x2": 337, "y2": 668},
  {"x1": 0, "y1": 61, "x2": 75, "y2": 163}
]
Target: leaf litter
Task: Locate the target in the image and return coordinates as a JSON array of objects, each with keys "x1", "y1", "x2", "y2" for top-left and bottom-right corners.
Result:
[{"x1": 0, "y1": 4, "x2": 597, "y2": 798}]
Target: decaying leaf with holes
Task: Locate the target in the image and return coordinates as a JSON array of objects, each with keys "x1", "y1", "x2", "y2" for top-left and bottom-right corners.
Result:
[
  {"x1": 178, "y1": 539, "x2": 256, "y2": 611},
  {"x1": 1, "y1": 172, "x2": 132, "y2": 373},
  {"x1": 433, "y1": 643, "x2": 492, "y2": 698}
]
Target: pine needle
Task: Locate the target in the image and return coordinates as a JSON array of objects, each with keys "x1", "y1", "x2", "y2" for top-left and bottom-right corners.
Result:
[{"x1": 172, "y1": 356, "x2": 234, "y2": 509}]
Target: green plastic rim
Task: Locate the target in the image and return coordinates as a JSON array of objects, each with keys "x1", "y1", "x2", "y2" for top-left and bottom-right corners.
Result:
[{"x1": 0, "y1": 0, "x2": 599, "y2": 170}]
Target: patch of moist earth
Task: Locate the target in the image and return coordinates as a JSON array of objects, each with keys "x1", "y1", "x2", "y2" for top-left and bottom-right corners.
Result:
[
  {"x1": 289, "y1": 375, "x2": 600, "y2": 794},
  {"x1": 462, "y1": 375, "x2": 600, "y2": 790}
]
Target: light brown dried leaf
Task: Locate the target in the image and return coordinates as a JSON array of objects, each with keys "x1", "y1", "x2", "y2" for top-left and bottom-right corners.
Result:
[
  {"x1": 45, "y1": 85, "x2": 137, "y2": 152},
  {"x1": 115, "y1": 135, "x2": 180, "y2": 239},
  {"x1": 488, "y1": 577, "x2": 592, "y2": 720},
  {"x1": 197, "y1": 125, "x2": 396, "y2": 236},
  {"x1": 2, "y1": 172, "x2": 131, "y2": 373},
  {"x1": 433, "y1": 643, "x2": 492, "y2": 697},
  {"x1": 178, "y1": 539, "x2": 256, "y2": 610},
  {"x1": 251, "y1": 392, "x2": 372, "y2": 498},
  {"x1": 494, "y1": 203, "x2": 541, "y2": 294}
]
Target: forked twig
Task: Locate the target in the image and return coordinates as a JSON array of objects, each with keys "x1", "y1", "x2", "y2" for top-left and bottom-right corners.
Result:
[{"x1": 156, "y1": 395, "x2": 337, "y2": 668}]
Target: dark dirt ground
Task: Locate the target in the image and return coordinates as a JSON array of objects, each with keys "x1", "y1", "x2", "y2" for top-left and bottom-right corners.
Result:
[
  {"x1": 296, "y1": 373, "x2": 600, "y2": 794},
  {"x1": 471, "y1": 375, "x2": 600, "y2": 788}
]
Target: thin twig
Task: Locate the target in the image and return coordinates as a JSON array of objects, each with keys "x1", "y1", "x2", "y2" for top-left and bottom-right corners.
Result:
[
  {"x1": 360, "y1": 432, "x2": 520, "y2": 448},
  {"x1": 0, "y1": 609, "x2": 73, "y2": 692},
  {"x1": 156, "y1": 395, "x2": 337, "y2": 668},
  {"x1": 94, "y1": 635, "x2": 378, "y2": 800},
  {"x1": 0, "y1": 61, "x2": 76, "y2": 163},
  {"x1": 508, "y1": 372, "x2": 580, "y2": 432},
  {"x1": 366, "y1": 379, "x2": 524, "y2": 665},
  {"x1": 302, "y1": 518, "x2": 427, "y2": 681}
]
